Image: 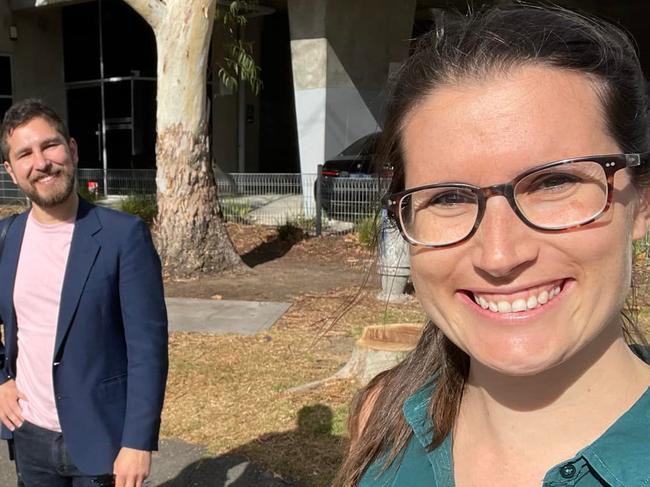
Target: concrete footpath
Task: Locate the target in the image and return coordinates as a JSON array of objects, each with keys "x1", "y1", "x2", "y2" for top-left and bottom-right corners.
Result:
[
  {"x1": 0, "y1": 438, "x2": 297, "y2": 486},
  {"x1": 165, "y1": 298, "x2": 291, "y2": 335},
  {"x1": 0, "y1": 297, "x2": 300, "y2": 486}
]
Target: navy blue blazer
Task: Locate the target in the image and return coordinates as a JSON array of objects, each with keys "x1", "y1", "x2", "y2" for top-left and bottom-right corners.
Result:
[{"x1": 0, "y1": 199, "x2": 168, "y2": 475}]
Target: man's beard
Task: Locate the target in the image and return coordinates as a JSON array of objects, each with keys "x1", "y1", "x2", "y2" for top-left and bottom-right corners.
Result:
[{"x1": 20, "y1": 170, "x2": 76, "y2": 208}]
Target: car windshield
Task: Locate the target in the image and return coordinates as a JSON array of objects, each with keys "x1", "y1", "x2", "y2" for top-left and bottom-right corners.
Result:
[{"x1": 340, "y1": 133, "x2": 379, "y2": 156}]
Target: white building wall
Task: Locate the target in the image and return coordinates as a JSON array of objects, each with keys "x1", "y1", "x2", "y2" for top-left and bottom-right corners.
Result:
[
  {"x1": 288, "y1": 0, "x2": 415, "y2": 174},
  {"x1": 290, "y1": 37, "x2": 327, "y2": 175}
]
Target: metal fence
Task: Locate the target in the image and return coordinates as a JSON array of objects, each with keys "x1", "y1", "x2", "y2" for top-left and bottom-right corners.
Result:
[
  {"x1": 77, "y1": 168, "x2": 157, "y2": 196},
  {"x1": 216, "y1": 173, "x2": 387, "y2": 231},
  {"x1": 0, "y1": 168, "x2": 387, "y2": 233},
  {"x1": 0, "y1": 166, "x2": 27, "y2": 204}
]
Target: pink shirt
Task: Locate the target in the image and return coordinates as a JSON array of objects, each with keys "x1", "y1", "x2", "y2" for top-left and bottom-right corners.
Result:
[{"x1": 14, "y1": 213, "x2": 74, "y2": 432}]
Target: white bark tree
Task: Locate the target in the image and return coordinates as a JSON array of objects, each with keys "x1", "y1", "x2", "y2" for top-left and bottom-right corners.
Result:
[{"x1": 124, "y1": 0, "x2": 243, "y2": 278}]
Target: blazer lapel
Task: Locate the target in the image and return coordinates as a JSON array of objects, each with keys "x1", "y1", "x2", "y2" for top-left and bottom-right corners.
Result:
[
  {"x1": 0, "y1": 211, "x2": 28, "y2": 376},
  {"x1": 54, "y1": 200, "x2": 101, "y2": 358}
]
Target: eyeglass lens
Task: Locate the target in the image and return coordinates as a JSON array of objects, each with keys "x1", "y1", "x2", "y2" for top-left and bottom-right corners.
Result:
[{"x1": 400, "y1": 160, "x2": 608, "y2": 246}]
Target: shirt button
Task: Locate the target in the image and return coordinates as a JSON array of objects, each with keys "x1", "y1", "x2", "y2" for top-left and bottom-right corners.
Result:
[{"x1": 559, "y1": 463, "x2": 577, "y2": 479}]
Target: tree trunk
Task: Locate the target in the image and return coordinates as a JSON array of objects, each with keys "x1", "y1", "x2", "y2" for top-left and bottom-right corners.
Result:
[
  {"x1": 155, "y1": 125, "x2": 242, "y2": 277},
  {"x1": 125, "y1": 0, "x2": 243, "y2": 279}
]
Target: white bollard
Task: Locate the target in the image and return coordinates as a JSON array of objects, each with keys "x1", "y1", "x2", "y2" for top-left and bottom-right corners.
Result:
[{"x1": 376, "y1": 209, "x2": 410, "y2": 303}]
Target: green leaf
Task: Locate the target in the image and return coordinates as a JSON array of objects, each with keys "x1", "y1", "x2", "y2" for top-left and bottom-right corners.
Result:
[{"x1": 215, "y1": 1, "x2": 263, "y2": 95}]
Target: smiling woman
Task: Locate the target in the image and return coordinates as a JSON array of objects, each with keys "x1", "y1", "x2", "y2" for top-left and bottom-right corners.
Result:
[{"x1": 337, "y1": 4, "x2": 650, "y2": 487}]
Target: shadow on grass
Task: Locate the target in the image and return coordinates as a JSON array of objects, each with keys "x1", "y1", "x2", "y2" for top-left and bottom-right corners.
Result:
[
  {"x1": 240, "y1": 238, "x2": 299, "y2": 267},
  {"x1": 156, "y1": 405, "x2": 345, "y2": 487}
]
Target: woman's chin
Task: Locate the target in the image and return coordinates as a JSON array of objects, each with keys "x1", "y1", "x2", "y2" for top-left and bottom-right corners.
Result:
[
  {"x1": 468, "y1": 341, "x2": 567, "y2": 377},
  {"x1": 478, "y1": 357, "x2": 561, "y2": 377}
]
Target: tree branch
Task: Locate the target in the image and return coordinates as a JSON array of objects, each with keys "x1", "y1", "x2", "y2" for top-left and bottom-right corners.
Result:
[{"x1": 123, "y1": 0, "x2": 165, "y2": 31}]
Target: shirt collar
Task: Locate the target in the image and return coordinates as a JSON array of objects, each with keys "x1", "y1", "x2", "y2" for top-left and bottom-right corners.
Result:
[
  {"x1": 579, "y1": 385, "x2": 650, "y2": 485},
  {"x1": 579, "y1": 345, "x2": 650, "y2": 485},
  {"x1": 403, "y1": 379, "x2": 454, "y2": 484}
]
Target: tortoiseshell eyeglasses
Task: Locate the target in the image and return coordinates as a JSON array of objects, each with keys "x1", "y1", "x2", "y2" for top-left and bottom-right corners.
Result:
[{"x1": 385, "y1": 153, "x2": 648, "y2": 248}]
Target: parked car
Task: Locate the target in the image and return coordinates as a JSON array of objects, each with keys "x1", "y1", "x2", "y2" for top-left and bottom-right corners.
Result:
[{"x1": 314, "y1": 132, "x2": 391, "y2": 221}]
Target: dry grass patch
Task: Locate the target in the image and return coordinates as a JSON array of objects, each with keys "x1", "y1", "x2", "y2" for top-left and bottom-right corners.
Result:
[
  {"x1": 0, "y1": 204, "x2": 26, "y2": 218},
  {"x1": 161, "y1": 287, "x2": 425, "y2": 486}
]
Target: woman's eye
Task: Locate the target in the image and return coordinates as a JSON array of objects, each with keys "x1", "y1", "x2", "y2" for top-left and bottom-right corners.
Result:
[
  {"x1": 527, "y1": 173, "x2": 580, "y2": 192},
  {"x1": 430, "y1": 191, "x2": 474, "y2": 207}
]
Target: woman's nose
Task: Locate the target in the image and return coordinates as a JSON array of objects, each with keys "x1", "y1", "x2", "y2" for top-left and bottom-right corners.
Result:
[{"x1": 469, "y1": 196, "x2": 539, "y2": 279}]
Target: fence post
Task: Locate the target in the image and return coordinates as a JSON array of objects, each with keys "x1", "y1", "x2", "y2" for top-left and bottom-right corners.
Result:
[
  {"x1": 315, "y1": 164, "x2": 323, "y2": 237},
  {"x1": 103, "y1": 167, "x2": 108, "y2": 198}
]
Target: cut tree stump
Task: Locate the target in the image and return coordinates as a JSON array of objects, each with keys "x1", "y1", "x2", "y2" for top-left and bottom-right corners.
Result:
[
  {"x1": 287, "y1": 323, "x2": 424, "y2": 393},
  {"x1": 338, "y1": 323, "x2": 424, "y2": 385}
]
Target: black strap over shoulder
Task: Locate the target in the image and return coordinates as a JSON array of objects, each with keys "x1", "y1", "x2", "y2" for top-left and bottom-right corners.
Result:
[
  {"x1": 0, "y1": 214, "x2": 17, "y2": 461},
  {"x1": 0, "y1": 214, "x2": 17, "y2": 262}
]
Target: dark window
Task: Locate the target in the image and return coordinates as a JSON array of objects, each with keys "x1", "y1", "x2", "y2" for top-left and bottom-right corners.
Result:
[
  {"x1": 104, "y1": 81, "x2": 131, "y2": 120},
  {"x1": 63, "y1": 0, "x2": 157, "y2": 171},
  {"x1": 0, "y1": 55, "x2": 13, "y2": 120},
  {"x1": 62, "y1": 2, "x2": 100, "y2": 82},
  {"x1": 259, "y1": 9, "x2": 299, "y2": 173},
  {"x1": 67, "y1": 86, "x2": 102, "y2": 169},
  {"x1": 101, "y1": 0, "x2": 156, "y2": 78},
  {"x1": 0, "y1": 56, "x2": 12, "y2": 96}
]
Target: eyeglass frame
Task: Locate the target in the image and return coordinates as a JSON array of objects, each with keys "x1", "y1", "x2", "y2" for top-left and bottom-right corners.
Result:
[{"x1": 385, "y1": 152, "x2": 649, "y2": 248}]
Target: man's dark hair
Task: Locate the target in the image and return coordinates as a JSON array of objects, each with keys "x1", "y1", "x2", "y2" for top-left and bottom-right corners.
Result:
[{"x1": 0, "y1": 98, "x2": 70, "y2": 161}]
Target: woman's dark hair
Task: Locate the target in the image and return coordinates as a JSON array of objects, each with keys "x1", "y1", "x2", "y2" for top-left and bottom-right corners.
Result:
[{"x1": 337, "y1": 4, "x2": 650, "y2": 486}]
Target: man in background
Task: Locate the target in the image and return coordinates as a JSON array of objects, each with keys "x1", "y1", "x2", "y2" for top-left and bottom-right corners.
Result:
[{"x1": 0, "y1": 98, "x2": 168, "y2": 487}]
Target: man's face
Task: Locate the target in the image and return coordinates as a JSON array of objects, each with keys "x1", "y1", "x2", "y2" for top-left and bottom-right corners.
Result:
[{"x1": 3, "y1": 116, "x2": 78, "y2": 209}]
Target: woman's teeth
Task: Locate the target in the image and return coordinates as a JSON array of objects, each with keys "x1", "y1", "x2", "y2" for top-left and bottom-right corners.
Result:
[{"x1": 473, "y1": 286, "x2": 561, "y2": 313}]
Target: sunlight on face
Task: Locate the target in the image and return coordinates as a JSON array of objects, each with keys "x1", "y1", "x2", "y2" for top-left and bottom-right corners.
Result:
[
  {"x1": 401, "y1": 65, "x2": 645, "y2": 376},
  {"x1": 4, "y1": 117, "x2": 77, "y2": 209}
]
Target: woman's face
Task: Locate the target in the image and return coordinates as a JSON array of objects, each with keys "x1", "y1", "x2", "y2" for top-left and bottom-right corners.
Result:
[{"x1": 402, "y1": 65, "x2": 650, "y2": 376}]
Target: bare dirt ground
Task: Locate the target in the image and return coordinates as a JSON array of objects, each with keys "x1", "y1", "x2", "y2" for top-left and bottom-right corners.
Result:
[{"x1": 164, "y1": 223, "x2": 380, "y2": 302}]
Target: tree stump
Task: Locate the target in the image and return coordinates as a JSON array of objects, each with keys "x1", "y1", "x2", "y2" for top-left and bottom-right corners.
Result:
[
  {"x1": 287, "y1": 323, "x2": 424, "y2": 394},
  {"x1": 336, "y1": 323, "x2": 424, "y2": 386}
]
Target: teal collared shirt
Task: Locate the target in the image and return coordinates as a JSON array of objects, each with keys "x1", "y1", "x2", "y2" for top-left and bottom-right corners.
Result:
[{"x1": 360, "y1": 354, "x2": 650, "y2": 486}]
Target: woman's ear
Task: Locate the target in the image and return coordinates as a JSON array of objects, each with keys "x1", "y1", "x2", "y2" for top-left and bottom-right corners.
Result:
[{"x1": 632, "y1": 187, "x2": 650, "y2": 240}]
